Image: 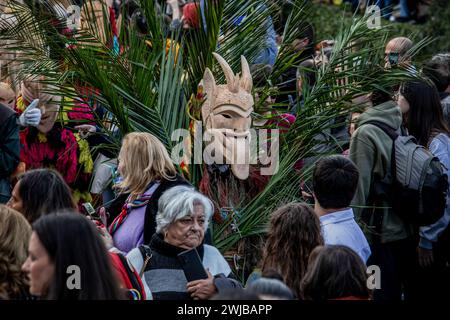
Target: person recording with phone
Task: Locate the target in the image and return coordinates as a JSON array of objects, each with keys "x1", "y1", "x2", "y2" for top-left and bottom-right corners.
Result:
[
  {"x1": 384, "y1": 37, "x2": 414, "y2": 69},
  {"x1": 126, "y1": 186, "x2": 241, "y2": 300},
  {"x1": 97, "y1": 132, "x2": 191, "y2": 255}
]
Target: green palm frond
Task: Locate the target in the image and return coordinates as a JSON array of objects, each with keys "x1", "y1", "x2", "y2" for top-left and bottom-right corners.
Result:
[
  {"x1": 213, "y1": 6, "x2": 431, "y2": 252},
  {"x1": 0, "y1": 0, "x2": 433, "y2": 256},
  {"x1": 2, "y1": 0, "x2": 188, "y2": 152}
]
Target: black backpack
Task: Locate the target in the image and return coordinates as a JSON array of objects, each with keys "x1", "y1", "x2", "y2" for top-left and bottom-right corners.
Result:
[{"x1": 366, "y1": 121, "x2": 448, "y2": 226}]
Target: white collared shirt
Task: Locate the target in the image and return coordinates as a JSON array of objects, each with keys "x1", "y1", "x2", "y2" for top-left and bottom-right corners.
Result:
[{"x1": 320, "y1": 208, "x2": 371, "y2": 263}]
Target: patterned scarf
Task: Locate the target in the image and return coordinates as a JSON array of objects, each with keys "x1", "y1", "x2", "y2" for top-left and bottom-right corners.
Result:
[{"x1": 109, "y1": 182, "x2": 160, "y2": 235}]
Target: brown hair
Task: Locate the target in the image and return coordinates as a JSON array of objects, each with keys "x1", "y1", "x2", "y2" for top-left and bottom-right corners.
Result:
[
  {"x1": 261, "y1": 202, "x2": 324, "y2": 298},
  {"x1": 0, "y1": 205, "x2": 32, "y2": 299},
  {"x1": 300, "y1": 245, "x2": 371, "y2": 300}
]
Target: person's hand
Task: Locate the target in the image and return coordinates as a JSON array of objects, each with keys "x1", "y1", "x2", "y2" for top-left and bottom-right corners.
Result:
[
  {"x1": 75, "y1": 124, "x2": 96, "y2": 139},
  {"x1": 417, "y1": 246, "x2": 434, "y2": 268},
  {"x1": 98, "y1": 207, "x2": 109, "y2": 228},
  {"x1": 97, "y1": 224, "x2": 114, "y2": 250},
  {"x1": 87, "y1": 207, "x2": 112, "y2": 249},
  {"x1": 186, "y1": 270, "x2": 217, "y2": 300},
  {"x1": 18, "y1": 99, "x2": 41, "y2": 127}
]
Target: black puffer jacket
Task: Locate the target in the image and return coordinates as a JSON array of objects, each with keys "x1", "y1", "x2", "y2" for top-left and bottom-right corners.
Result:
[
  {"x1": 0, "y1": 104, "x2": 20, "y2": 203},
  {"x1": 105, "y1": 174, "x2": 191, "y2": 244}
]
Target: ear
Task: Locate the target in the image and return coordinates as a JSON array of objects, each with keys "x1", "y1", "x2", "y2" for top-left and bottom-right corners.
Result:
[
  {"x1": 240, "y1": 55, "x2": 253, "y2": 93},
  {"x1": 201, "y1": 68, "x2": 216, "y2": 122}
]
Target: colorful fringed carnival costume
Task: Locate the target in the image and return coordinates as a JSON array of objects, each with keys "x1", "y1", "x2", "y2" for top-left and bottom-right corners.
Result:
[{"x1": 15, "y1": 85, "x2": 94, "y2": 206}]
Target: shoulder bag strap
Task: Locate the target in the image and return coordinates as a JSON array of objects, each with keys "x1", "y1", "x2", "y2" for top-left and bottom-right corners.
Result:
[{"x1": 138, "y1": 245, "x2": 153, "y2": 277}]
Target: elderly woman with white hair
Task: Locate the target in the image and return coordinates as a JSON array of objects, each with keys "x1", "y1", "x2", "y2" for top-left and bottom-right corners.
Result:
[{"x1": 127, "y1": 186, "x2": 241, "y2": 300}]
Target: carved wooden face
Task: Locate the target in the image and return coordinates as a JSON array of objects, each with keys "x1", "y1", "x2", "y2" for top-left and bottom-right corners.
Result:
[{"x1": 201, "y1": 53, "x2": 254, "y2": 180}]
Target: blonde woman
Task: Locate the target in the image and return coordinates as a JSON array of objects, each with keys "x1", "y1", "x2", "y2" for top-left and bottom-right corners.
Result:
[
  {"x1": 104, "y1": 132, "x2": 190, "y2": 254},
  {"x1": 0, "y1": 205, "x2": 32, "y2": 300}
]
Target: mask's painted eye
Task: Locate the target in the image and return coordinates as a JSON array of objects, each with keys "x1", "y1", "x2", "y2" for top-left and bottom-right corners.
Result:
[{"x1": 222, "y1": 114, "x2": 232, "y2": 119}]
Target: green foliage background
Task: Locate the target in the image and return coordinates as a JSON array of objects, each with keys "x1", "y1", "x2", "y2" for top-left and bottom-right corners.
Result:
[{"x1": 310, "y1": 1, "x2": 450, "y2": 61}]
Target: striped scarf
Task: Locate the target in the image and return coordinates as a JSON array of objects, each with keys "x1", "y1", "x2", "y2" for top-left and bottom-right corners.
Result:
[{"x1": 109, "y1": 182, "x2": 160, "y2": 235}]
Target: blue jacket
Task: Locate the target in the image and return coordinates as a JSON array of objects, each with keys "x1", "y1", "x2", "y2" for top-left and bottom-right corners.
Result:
[{"x1": 419, "y1": 133, "x2": 450, "y2": 249}]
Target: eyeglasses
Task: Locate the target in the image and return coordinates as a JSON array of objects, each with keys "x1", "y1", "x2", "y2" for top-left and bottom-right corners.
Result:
[{"x1": 385, "y1": 52, "x2": 400, "y2": 66}]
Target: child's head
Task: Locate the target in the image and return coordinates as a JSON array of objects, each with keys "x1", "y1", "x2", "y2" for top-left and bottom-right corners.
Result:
[
  {"x1": 300, "y1": 245, "x2": 370, "y2": 300},
  {"x1": 312, "y1": 155, "x2": 359, "y2": 210}
]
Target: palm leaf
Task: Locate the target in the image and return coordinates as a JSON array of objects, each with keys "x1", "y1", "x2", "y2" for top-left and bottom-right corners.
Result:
[{"x1": 213, "y1": 4, "x2": 431, "y2": 252}]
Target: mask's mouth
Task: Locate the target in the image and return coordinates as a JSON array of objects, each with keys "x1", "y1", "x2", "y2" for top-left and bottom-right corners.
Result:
[{"x1": 220, "y1": 129, "x2": 250, "y2": 139}]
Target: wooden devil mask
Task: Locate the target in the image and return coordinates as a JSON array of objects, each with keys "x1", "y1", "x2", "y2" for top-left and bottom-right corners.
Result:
[{"x1": 201, "y1": 53, "x2": 254, "y2": 180}]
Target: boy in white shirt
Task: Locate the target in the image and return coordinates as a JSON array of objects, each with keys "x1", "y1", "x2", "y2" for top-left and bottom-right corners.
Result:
[{"x1": 312, "y1": 155, "x2": 371, "y2": 263}]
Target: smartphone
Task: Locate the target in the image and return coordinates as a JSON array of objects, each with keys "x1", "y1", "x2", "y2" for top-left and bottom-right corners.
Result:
[
  {"x1": 388, "y1": 52, "x2": 399, "y2": 66},
  {"x1": 177, "y1": 248, "x2": 208, "y2": 282},
  {"x1": 81, "y1": 202, "x2": 97, "y2": 218}
]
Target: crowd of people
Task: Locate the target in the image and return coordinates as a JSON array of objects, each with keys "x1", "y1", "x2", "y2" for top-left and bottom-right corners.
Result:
[
  {"x1": 0, "y1": 0, "x2": 449, "y2": 301},
  {"x1": 320, "y1": 0, "x2": 432, "y2": 24}
]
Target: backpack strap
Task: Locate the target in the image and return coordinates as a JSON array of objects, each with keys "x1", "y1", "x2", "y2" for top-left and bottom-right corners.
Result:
[
  {"x1": 364, "y1": 120, "x2": 399, "y2": 140},
  {"x1": 116, "y1": 253, "x2": 146, "y2": 300},
  {"x1": 138, "y1": 245, "x2": 153, "y2": 277},
  {"x1": 362, "y1": 121, "x2": 400, "y2": 241}
]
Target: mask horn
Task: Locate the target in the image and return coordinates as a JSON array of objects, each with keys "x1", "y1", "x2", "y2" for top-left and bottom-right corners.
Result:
[
  {"x1": 201, "y1": 67, "x2": 216, "y2": 122},
  {"x1": 212, "y1": 52, "x2": 239, "y2": 93},
  {"x1": 240, "y1": 55, "x2": 253, "y2": 93}
]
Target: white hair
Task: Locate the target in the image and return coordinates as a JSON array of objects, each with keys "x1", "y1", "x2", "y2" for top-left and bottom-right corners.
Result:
[{"x1": 155, "y1": 186, "x2": 214, "y2": 234}]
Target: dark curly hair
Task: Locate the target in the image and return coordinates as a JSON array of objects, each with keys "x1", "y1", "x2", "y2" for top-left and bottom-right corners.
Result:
[{"x1": 261, "y1": 202, "x2": 323, "y2": 298}]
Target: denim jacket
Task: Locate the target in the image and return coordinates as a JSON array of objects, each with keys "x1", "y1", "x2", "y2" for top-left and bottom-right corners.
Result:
[{"x1": 419, "y1": 133, "x2": 450, "y2": 249}]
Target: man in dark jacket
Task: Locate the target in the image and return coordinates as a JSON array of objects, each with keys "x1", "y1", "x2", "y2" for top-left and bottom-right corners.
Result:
[
  {"x1": 0, "y1": 103, "x2": 20, "y2": 203},
  {"x1": 0, "y1": 99, "x2": 42, "y2": 203}
]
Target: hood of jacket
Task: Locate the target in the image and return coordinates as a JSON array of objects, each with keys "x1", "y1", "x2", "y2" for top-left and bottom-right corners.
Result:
[{"x1": 357, "y1": 100, "x2": 402, "y2": 130}]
